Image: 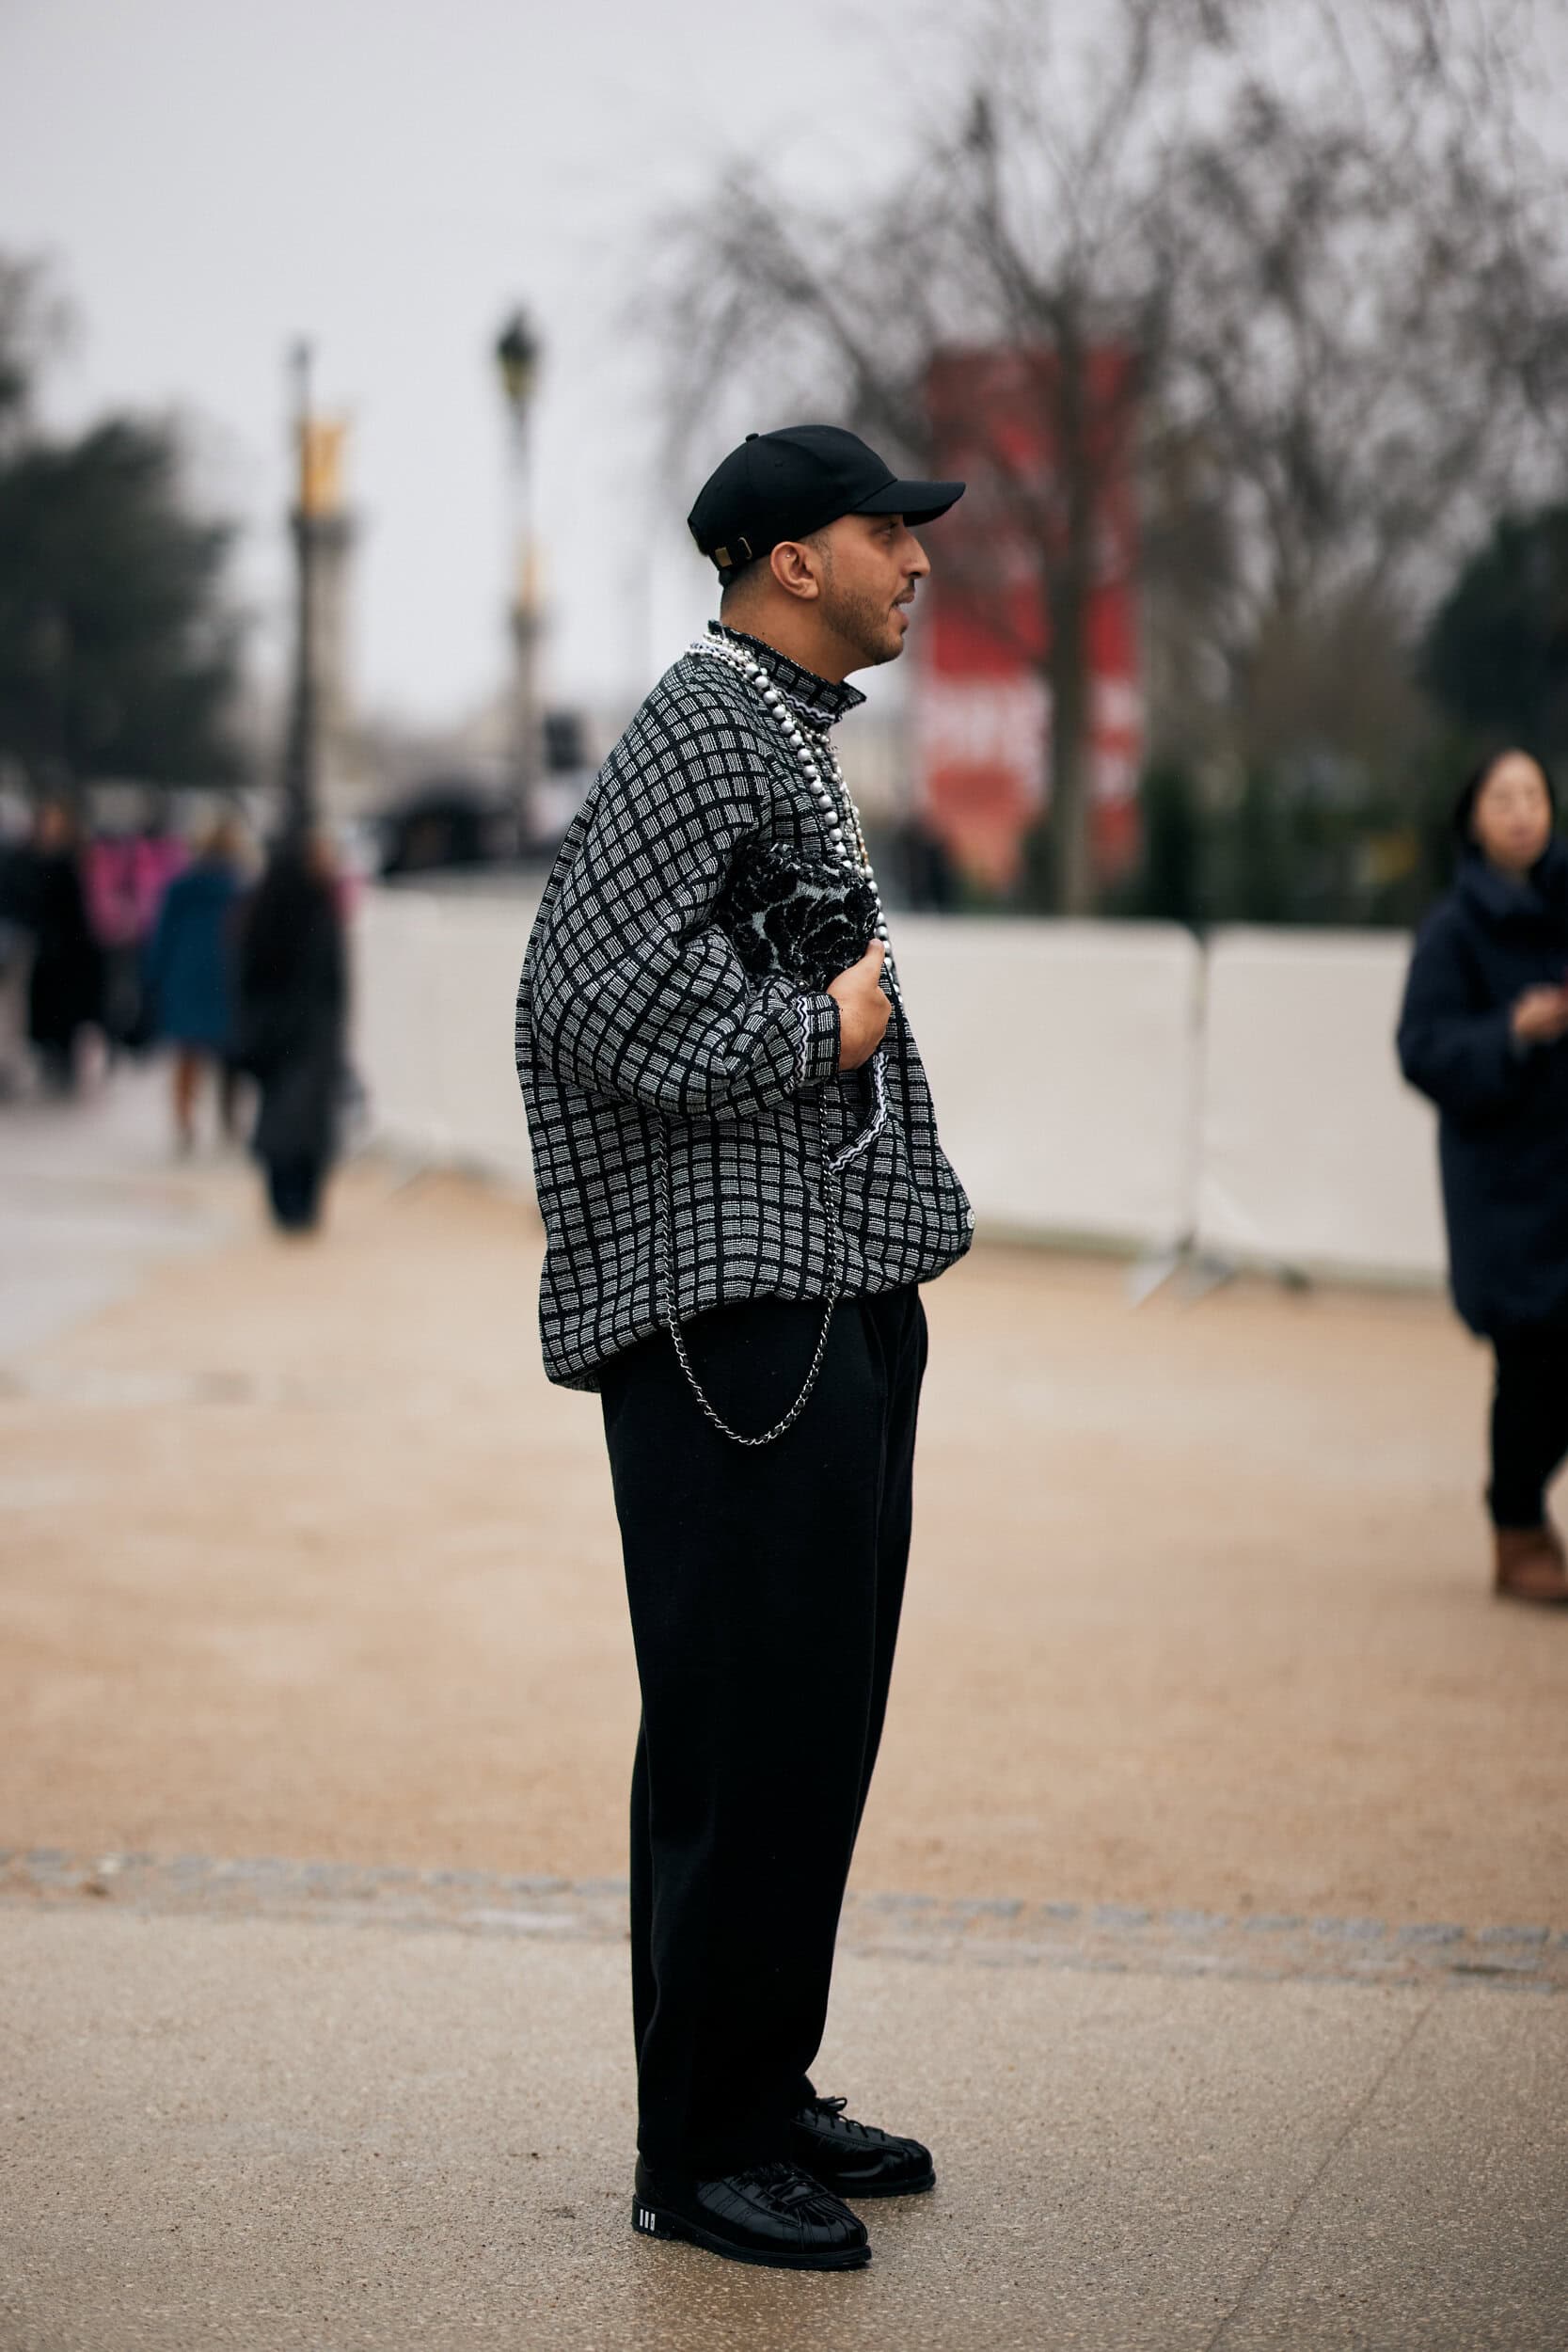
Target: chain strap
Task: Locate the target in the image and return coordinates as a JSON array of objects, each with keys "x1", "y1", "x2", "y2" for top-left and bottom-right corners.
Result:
[{"x1": 652, "y1": 1102, "x2": 845, "y2": 1448}]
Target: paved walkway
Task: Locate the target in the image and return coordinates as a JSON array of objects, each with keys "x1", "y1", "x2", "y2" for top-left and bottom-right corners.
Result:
[
  {"x1": 5, "y1": 1893, "x2": 1565, "y2": 2351},
  {"x1": 2, "y1": 1067, "x2": 1566, "y2": 2347},
  {"x1": 0, "y1": 1060, "x2": 241, "y2": 1360}
]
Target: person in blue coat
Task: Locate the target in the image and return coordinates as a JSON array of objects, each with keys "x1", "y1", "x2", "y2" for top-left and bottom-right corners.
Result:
[
  {"x1": 147, "y1": 818, "x2": 247, "y2": 1152},
  {"x1": 1397, "y1": 748, "x2": 1568, "y2": 1605}
]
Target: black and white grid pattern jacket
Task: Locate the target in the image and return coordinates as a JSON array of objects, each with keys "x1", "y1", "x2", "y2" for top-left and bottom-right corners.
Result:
[{"x1": 515, "y1": 623, "x2": 974, "y2": 1392}]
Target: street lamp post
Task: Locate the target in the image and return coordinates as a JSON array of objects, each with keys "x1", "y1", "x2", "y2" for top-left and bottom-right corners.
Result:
[
  {"x1": 495, "y1": 310, "x2": 542, "y2": 851},
  {"x1": 281, "y1": 341, "x2": 319, "y2": 839}
]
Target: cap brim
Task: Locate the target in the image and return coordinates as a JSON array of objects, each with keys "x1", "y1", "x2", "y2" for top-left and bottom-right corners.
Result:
[{"x1": 851, "y1": 477, "x2": 965, "y2": 526}]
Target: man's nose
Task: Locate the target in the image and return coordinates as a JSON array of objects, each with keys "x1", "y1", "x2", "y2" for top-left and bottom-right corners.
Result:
[{"x1": 906, "y1": 535, "x2": 931, "y2": 579}]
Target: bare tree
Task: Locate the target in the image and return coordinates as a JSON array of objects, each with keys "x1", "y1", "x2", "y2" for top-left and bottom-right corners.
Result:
[
  {"x1": 653, "y1": 0, "x2": 1194, "y2": 912},
  {"x1": 648, "y1": 0, "x2": 1568, "y2": 911},
  {"x1": 0, "y1": 254, "x2": 72, "y2": 455},
  {"x1": 1153, "y1": 0, "x2": 1568, "y2": 779}
]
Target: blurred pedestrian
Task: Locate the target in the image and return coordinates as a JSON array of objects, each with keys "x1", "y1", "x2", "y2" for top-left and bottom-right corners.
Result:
[
  {"x1": 22, "y1": 803, "x2": 103, "y2": 1094},
  {"x1": 87, "y1": 819, "x2": 184, "y2": 1056},
  {"x1": 234, "y1": 832, "x2": 347, "y2": 1232},
  {"x1": 146, "y1": 816, "x2": 247, "y2": 1152},
  {"x1": 518, "y1": 426, "x2": 972, "y2": 2271},
  {"x1": 0, "y1": 807, "x2": 38, "y2": 1097},
  {"x1": 1397, "y1": 747, "x2": 1568, "y2": 1606}
]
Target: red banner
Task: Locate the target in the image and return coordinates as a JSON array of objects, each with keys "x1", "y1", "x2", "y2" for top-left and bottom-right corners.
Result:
[{"x1": 914, "y1": 347, "x2": 1142, "y2": 894}]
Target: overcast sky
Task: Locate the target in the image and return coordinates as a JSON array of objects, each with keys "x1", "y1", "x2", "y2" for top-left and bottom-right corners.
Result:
[
  {"x1": 0, "y1": 0, "x2": 969, "y2": 731},
  {"x1": 7, "y1": 1, "x2": 1563, "y2": 739}
]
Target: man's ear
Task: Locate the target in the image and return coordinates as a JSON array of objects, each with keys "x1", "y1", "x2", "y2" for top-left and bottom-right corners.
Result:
[{"x1": 769, "y1": 537, "x2": 823, "y2": 604}]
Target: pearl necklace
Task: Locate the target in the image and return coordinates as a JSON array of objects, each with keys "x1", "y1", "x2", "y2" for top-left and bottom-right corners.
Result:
[{"x1": 687, "y1": 634, "x2": 902, "y2": 1009}]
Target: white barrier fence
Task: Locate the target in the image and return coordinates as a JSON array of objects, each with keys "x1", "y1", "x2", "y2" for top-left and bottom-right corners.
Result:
[
  {"x1": 354, "y1": 887, "x2": 1447, "y2": 1285},
  {"x1": 356, "y1": 886, "x2": 539, "y2": 1188},
  {"x1": 892, "y1": 918, "x2": 1202, "y2": 1251},
  {"x1": 1196, "y1": 930, "x2": 1447, "y2": 1281}
]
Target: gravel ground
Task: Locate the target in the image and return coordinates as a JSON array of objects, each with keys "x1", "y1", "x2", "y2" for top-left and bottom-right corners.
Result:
[
  {"x1": 1, "y1": 1111, "x2": 1563, "y2": 1932},
  {"x1": 6, "y1": 1077, "x2": 1567, "y2": 2352}
]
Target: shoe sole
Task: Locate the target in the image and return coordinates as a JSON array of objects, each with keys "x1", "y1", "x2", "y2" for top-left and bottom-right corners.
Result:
[
  {"x1": 631, "y1": 2197, "x2": 871, "y2": 2270},
  {"x1": 825, "y1": 2167, "x2": 936, "y2": 2200}
]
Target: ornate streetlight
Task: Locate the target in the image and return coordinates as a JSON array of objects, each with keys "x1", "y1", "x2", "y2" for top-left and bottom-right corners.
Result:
[
  {"x1": 495, "y1": 309, "x2": 542, "y2": 849},
  {"x1": 281, "y1": 340, "x2": 319, "y2": 838},
  {"x1": 280, "y1": 342, "x2": 354, "y2": 838}
]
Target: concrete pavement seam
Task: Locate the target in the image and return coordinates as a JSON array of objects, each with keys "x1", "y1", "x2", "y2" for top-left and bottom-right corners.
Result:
[
  {"x1": 1201, "y1": 1994, "x2": 1439, "y2": 2350},
  {"x1": 2, "y1": 1851, "x2": 1562, "y2": 1995}
]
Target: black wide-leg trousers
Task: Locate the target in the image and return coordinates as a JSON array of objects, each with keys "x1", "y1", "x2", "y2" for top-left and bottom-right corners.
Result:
[
  {"x1": 1488, "y1": 1322, "x2": 1568, "y2": 1528},
  {"x1": 598, "y1": 1282, "x2": 928, "y2": 2181}
]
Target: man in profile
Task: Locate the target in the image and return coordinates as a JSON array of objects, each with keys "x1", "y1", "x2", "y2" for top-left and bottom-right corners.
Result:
[{"x1": 516, "y1": 425, "x2": 971, "y2": 2271}]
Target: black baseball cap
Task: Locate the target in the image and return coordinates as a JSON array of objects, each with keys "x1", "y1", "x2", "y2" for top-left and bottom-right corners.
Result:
[{"x1": 688, "y1": 424, "x2": 965, "y2": 578}]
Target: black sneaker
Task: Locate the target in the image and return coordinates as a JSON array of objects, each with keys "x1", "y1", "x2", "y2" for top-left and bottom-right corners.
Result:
[
  {"x1": 788, "y1": 2096, "x2": 937, "y2": 2198},
  {"x1": 631, "y1": 2154, "x2": 871, "y2": 2270}
]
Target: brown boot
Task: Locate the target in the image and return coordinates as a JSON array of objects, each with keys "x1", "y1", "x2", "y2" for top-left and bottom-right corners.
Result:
[{"x1": 1493, "y1": 1525, "x2": 1568, "y2": 1606}]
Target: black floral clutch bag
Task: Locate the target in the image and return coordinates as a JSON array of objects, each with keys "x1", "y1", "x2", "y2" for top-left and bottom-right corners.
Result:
[{"x1": 714, "y1": 836, "x2": 879, "y2": 993}]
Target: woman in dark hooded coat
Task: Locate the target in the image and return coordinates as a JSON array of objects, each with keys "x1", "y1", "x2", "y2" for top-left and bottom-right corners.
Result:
[
  {"x1": 234, "y1": 833, "x2": 347, "y2": 1232},
  {"x1": 1397, "y1": 748, "x2": 1568, "y2": 1605}
]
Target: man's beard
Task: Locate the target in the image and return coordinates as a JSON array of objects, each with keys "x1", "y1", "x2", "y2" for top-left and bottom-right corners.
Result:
[{"x1": 820, "y1": 574, "x2": 906, "y2": 669}]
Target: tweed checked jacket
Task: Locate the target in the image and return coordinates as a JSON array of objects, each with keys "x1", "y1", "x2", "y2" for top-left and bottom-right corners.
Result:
[{"x1": 515, "y1": 623, "x2": 974, "y2": 1391}]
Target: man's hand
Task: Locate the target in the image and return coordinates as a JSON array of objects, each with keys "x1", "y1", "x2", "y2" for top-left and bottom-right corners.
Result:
[
  {"x1": 1510, "y1": 984, "x2": 1568, "y2": 1046},
  {"x1": 829, "y1": 939, "x2": 891, "y2": 1071}
]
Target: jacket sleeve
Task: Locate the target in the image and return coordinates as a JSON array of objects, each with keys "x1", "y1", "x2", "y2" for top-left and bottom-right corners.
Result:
[
  {"x1": 527, "y1": 714, "x2": 842, "y2": 1121},
  {"x1": 1396, "y1": 911, "x2": 1535, "y2": 1121}
]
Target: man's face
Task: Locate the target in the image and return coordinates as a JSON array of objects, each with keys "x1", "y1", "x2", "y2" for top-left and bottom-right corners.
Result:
[{"x1": 812, "y1": 511, "x2": 931, "y2": 670}]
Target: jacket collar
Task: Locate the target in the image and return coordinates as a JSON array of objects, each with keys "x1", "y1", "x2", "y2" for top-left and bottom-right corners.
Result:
[
  {"x1": 1457, "y1": 834, "x2": 1568, "y2": 929},
  {"x1": 707, "y1": 622, "x2": 865, "y2": 728}
]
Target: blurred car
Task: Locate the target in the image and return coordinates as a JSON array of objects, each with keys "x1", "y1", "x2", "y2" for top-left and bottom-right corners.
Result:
[{"x1": 375, "y1": 780, "x2": 519, "y2": 879}]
